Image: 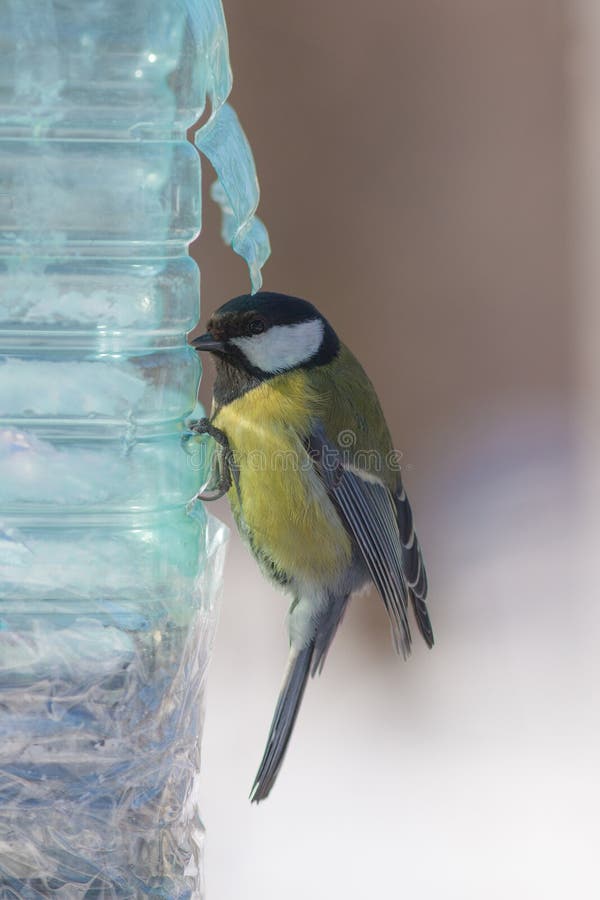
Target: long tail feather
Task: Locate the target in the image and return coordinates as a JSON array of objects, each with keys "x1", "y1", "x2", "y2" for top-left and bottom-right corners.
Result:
[
  {"x1": 311, "y1": 592, "x2": 350, "y2": 677},
  {"x1": 250, "y1": 643, "x2": 314, "y2": 803}
]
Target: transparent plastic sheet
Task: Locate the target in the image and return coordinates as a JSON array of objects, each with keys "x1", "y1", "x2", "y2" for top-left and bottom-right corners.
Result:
[{"x1": 0, "y1": 512, "x2": 227, "y2": 897}]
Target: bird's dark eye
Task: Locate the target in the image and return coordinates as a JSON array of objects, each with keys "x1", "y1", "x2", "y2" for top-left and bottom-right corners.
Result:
[{"x1": 248, "y1": 318, "x2": 266, "y2": 335}]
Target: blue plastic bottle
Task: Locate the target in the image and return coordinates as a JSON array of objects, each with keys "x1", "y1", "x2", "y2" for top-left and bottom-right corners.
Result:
[{"x1": 0, "y1": 1, "x2": 268, "y2": 894}]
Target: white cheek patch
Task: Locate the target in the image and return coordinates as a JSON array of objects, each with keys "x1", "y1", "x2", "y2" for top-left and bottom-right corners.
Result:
[{"x1": 231, "y1": 319, "x2": 324, "y2": 373}]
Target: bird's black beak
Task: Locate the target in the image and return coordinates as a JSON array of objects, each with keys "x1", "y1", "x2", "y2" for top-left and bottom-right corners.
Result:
[{"x1": 191, "y1": 333, "x2": 225, "y2": 353}]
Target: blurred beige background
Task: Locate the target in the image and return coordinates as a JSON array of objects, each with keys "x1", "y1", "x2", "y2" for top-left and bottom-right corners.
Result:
[{"x1": 190, "y1": 2, "x2": 599, "y2": 898}]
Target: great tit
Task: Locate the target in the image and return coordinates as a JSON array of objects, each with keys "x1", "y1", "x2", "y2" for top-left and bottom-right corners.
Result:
[{"x1": 191, "y1": 291, "x2": 433, "y2": 803}]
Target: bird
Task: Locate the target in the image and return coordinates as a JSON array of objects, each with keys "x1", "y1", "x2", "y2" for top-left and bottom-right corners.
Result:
[{"x1": 190, "y1": 291, "x2": 433, "y2": 803}]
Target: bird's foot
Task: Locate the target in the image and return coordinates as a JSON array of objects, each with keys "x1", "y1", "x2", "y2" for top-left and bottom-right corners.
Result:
[{"x1": 189, "y1": 418, "x2": 240, "y2": 502}]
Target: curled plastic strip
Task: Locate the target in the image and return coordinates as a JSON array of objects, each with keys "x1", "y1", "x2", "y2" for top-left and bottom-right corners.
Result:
[
  {"x1": 182, "y1": 0, "x2": 233, "y2": 116},
  {"x1": 196, "y1": 102, "x2": 271, "y2": 293}
]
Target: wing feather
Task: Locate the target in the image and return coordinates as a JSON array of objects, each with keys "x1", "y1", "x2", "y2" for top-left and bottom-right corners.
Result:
[
  {"x1": 335, "y1": 472, "x2": 412, "y2": 657},
  {"x1": 394, "y1": 487, "x2": 434, "y2": 647},
  {"x1": 307, "y1": 423, "x2": 433, "y2": 657}
]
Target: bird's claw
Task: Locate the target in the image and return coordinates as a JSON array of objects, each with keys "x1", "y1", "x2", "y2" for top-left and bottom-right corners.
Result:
[
  {"x1": 189, "y1": 417, "x2": 228, "y2": 447},
  {"x1": 197, "y1": 482, "x2": 230, "y2": 502}
]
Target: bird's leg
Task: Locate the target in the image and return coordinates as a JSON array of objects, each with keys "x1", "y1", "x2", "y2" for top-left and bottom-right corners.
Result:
[{"x1": 189, "y1": 417, "x2": 239, "y2": 502}]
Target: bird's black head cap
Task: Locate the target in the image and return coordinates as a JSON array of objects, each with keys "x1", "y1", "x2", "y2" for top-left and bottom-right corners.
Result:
[{"x1": 193, "y1": 292, "x2": 340, "y2": 404}]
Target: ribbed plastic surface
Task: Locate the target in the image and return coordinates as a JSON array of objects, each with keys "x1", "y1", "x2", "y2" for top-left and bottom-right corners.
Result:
[{"x1": 0, "y1": 1, "x2": 268, "y2": 895}]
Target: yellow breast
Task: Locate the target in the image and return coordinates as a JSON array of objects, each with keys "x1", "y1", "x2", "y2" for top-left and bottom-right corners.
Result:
[{"x1": 212, "y1": 370, "x2": 352, "y2": 586}]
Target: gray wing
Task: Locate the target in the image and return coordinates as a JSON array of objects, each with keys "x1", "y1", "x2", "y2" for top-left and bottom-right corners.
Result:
[{"x1": 308, "y1": 424, "x2": 433, "y2": 656}]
